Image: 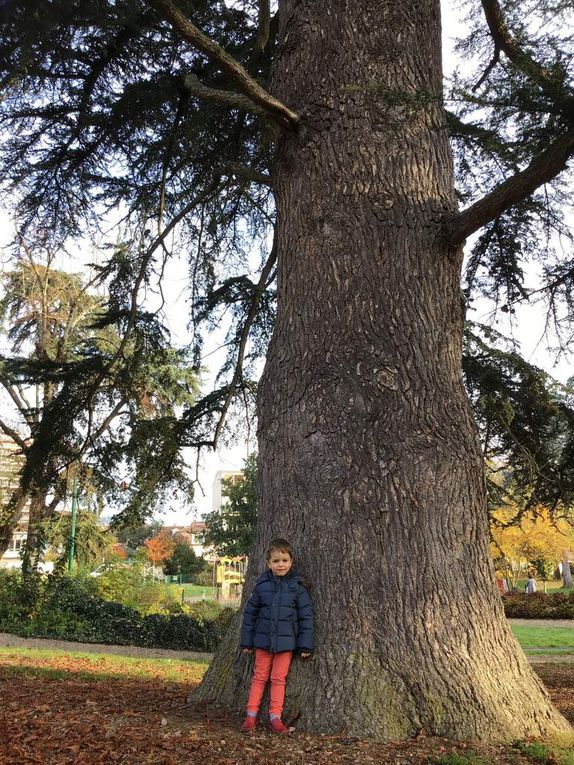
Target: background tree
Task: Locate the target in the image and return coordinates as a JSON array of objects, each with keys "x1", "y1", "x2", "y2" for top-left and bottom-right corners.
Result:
[
  {"x1": 114, "y1": 520, "x2": 164, "y2": 551},
  {"x1": 464, "y1": 325, "x2": 574, "y2": 516},
  {"x1": 163, "y1": 538, "x2": 206, "y2": 579},
  {"x1": 143, "y1": 530, "x2": 176, "y2": 572},
  {"x1": 1, "y1": 0, "x2": 574, "y2": 741},
  {"x1": 202, "y1": 454, "x2": 257, "y2": 557},
  {"x1": 0, "y1": 248, "x2": 199, "y2": 571},
  {"x1": 44, "y1": 509, "x2": 117, "y2": 570}
]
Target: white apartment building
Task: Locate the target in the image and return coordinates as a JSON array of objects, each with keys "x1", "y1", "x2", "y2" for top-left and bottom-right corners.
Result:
[{"x1": 212, "y1": 469, "x2": 243, "y2": 513}]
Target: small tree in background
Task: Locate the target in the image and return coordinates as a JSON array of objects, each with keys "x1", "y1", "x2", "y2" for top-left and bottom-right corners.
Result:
[
  {"x1": 202, "y1": 455, "x2": 257, "y2": 557},
  {"x1": 164, "y1": 538, "x2": 206, "y2": 580},
  {"x1": 143, "y1": 531, "x2": 175, "y2": 574},
  {"x1": 44, "y1": 510, "x2": 116, "y2": 571},
  {"x1": 115, "y1": 521, "x2": 163, "y2": 551}
]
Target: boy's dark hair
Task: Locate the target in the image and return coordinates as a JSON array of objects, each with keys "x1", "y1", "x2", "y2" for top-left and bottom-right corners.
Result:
[{"x1": 266, "y1": 538, "x2": 292, "y2": 560}]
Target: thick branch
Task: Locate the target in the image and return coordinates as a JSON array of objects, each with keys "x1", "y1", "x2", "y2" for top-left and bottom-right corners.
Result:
[
  {"x1": 148, "y1": 0, "x2": 299, "y2": 129},
  {"x1": 448, "y1": 129, "x2": 574, "y2": 246},
  {"x1": 0, "y1": 482, "x2": 34, "y2": 557},
  {"x1": 183, "y1": 74, "x2": 268, "y2": 120}
]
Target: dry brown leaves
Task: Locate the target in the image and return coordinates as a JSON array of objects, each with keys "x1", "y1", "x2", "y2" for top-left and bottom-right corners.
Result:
[{"x1": 0, "y1": 652, "x2": 572, "y2": 765}]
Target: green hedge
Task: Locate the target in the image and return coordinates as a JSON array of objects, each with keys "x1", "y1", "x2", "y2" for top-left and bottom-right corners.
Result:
[
  {"x1": 503, "y1": 591, "x2": 574, "y2": 619},
  {"x1": 0, "y1": 570, "x2": 234, "y2": 651}
]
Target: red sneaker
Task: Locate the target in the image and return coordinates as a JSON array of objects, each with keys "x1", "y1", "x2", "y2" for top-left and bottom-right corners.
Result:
[
  {"x1": 240, "y1": 715, "x2": 257, "y2": 732},
  {"x1": 268, "y1": 717, "x2": 291, "y2": 734}
]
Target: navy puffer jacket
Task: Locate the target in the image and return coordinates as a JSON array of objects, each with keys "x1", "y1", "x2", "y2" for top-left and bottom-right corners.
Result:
[{"x1": 240, "y1": 569, "x2": 314, "y2": 654}]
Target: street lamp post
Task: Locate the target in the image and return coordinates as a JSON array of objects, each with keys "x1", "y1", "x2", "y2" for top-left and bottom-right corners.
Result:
[{"x1": 68, "y1": 479, "x2": 79, "y2": 572}]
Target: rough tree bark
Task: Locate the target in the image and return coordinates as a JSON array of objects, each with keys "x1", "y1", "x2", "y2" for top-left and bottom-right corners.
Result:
[{"x1": 193, "y1": 0, "x2": 570, "y2": 740}]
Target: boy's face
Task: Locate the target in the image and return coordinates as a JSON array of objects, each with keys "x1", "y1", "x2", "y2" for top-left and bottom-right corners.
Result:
[{"x1": 268, "y1": 550, "x2": 293, "y2": 577}]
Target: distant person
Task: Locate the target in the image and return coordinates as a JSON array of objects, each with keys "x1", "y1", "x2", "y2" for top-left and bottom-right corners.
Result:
[
  {"x1": 525, "y1": 574, "x2": 537, "y2": 594},
  {"x1": 239, "y1": 538, "x2": 314, "y2": 734}
]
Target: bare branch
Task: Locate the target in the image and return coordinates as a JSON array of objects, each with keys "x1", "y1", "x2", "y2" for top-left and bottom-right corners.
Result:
[
  {"x1": 448, "y1": 129, "x2": 574, "y2": 246},
  {"x1": 158, "y1": 89, "x2": 190, "y2": 232},
  {"x1": 148, "y1": 0, "x2": 299, "y2": 130},
  {"x1": 1, "y1": 381, "x2": 34, "y2": 427},
  {"x1": 183, "y1": 73, "x2": 269, "y2": 120},
  {"x1": 80, "y1": 397, "x2": 128, "y2": 456},
  {"x1": 0, "y1": 418, "x2": 27, "y2": 450},
  {"x1": 213, "y1": 235, "x2": 278, "y2": 449}
]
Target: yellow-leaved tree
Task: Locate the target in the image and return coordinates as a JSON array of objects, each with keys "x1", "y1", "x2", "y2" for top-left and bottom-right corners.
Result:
[{"x1": 491, "y1": 505, "x2": 574, "y2": 589}]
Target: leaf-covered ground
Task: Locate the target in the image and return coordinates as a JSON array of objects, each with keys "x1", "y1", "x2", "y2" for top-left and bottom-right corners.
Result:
[{"x1": 0, "y1": 649, "x2": 572, "y2": 765}]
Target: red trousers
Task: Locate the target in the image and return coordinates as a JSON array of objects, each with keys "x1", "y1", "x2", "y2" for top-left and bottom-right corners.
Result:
[{"x1": 246, "y1": 648, "x2": 293, "y2": 717}]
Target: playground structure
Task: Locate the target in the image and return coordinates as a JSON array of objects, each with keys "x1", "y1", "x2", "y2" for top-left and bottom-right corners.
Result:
[{"x1": 216, "y1": 556, "x2": 247, "y2": 600}]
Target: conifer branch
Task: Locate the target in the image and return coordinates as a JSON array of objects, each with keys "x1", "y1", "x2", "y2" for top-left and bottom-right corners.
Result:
[
  {"x1": 213, "y1": 235, "x2": 277, "y2": 449},
  {"x1": 82, "y1": 177, "x2": 224, "y2": 413},
  {"x1": 448, "y1": 129, "x2": 574, "y2": 246},
  {"x1": 215, "y1": 161, "x2": 271, "y2": 186},
  {"x1": 147, "y1": 0, "x2": 299, "y2": 129},
  {"x1": 480, "y1": 0, "x2": 570, "y2": 108},
  {"x1": 472, "y1": 47, "x2": 500, "y2": 92}
]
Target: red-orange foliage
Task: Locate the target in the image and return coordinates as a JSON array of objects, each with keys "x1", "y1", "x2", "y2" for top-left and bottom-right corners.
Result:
[
  {"x1": 112, "y1": 543, "x2": 129, "y2": 560},
  {"x1": 144, "y1": 532, "x2": 176, "y2": 568}
]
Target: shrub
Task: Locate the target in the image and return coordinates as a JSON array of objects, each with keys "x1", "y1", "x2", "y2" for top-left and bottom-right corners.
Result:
[
  {"x1": 186, "y1": 599, "x2": 225, "y2": 622},
  {"x1": 0, "y1": 570, "x2": 232, "y2": 651},
  {"x1": 503, "y1": 591, "x2": 574, "y2": 619},
  {"x1": 0, "y1": 569, "x2": 42, "y2": 631},
  {"x1": 94, "y1": 565, "x2": 180, "y2": 615},
  {"x1": 194, "y1": 567, "x2": 215, "y2": 587}
]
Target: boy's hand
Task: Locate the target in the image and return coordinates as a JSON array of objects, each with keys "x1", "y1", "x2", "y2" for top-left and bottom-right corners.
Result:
[
  {"x1": 242, "y1": 648, "x2": 253, "y2": 654},
  {"x1": 300, "y1": 652, "x2": 311, "y2": 659}
]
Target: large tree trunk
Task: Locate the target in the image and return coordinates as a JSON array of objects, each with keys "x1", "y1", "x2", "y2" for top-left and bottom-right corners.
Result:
[{"x1": 193, "y1": 0, "x2": 570, "y2": 740}]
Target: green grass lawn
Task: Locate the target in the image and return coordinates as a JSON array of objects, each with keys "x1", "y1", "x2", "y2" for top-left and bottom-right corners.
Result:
[
  {"x1": 511, "y1": 624, "x2": 574, "y2": 654},
  {"x1": 164, "y1": 583, "x2": 217, "y2": 599},
  {"x1": 515, "y1": 579, "x2": 573, "y2": 594},
  {"x1": 0, "y1": 646, "x2": 210, "y2": 683}
]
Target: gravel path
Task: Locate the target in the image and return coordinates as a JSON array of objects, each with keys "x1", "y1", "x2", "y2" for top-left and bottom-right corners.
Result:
[
  {"x1": 0, "y1": 619, "x2": 571, "y2": 663},
  {"x1": 509, "y1": 618, "x2": 574, "y2": 629},
  {"x1": 0, "y1": 633, "x2": 211, "y2": 661}
]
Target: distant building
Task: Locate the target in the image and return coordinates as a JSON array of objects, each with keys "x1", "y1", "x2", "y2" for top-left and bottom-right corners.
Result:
[
  {"x1": 163, "y1": 520, "x2": 208, "y2": 559},
  {"x1": 212, "y1": 469, "x2": 243, "y2": 513},
  {"x1": 0, "y1": 431, "x2": 29, "y2": 570}
]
